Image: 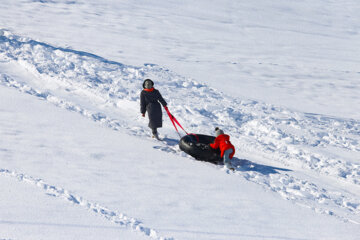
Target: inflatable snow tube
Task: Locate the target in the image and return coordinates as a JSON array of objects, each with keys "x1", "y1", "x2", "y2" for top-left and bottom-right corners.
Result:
[{"x1": 179, "y1": 134, "x2": 222, "y2": 163}]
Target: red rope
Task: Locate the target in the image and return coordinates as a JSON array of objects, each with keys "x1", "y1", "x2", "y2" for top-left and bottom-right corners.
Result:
[{"x1": 164, "y1": 106, "x2": 188, "y2": 138}]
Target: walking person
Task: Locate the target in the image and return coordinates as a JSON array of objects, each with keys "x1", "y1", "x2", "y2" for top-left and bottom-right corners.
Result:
[
  {"x1": 140, "y1": 79, "x2": 167, "y2": 140},
  {"x1": 210, "y1": 127, "x2": 236, "y2": 170}
]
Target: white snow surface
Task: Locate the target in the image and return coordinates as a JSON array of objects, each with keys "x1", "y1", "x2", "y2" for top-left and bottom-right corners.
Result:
[{"x1": 0, "y1": 1, "x2": 360, "y2": 239}]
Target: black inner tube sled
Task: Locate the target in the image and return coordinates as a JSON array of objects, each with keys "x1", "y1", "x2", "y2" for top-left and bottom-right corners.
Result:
[{"x1": 179, "y1": 134, "x2": 222, "y2": 164}]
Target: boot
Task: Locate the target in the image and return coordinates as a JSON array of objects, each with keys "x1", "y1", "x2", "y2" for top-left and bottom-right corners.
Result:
[{"x1": 152, "y1": 132, "x2": 160, "y2": 140}]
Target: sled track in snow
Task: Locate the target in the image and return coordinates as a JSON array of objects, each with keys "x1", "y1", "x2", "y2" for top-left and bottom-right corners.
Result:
[
  {"x1": 234, "y1": 164, "x2": 360, "y2": 224},
  {"x1": 1, "y1": 30, "x2": 360, "y2": 224},
  {"x1": 1, "y1": 29, "x2": 359, "y2": 186},
  {"x1": 0, "y1": 72, "x2": 177, "y2": 155},
  {"x1": 0, "y1": 168, "x2": 175, "y2": 240},
  {"x1": 1, "y1": 68, "x2": 359, "y2": 225}
]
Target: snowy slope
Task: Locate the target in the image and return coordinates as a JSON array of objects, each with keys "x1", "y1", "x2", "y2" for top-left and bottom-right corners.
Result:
[
  {"x1": 1, "y1": 0, "x2": 360, "y2": 119},
  {"x1": 0, "y1": 64, "x2": 359, "y2": 240},
  {"x1": 1, "y1": 30, "x2": 360, "y2": 239},
  {"x1": 0, "y1": 168, "x2": 148, "y2": 240},
  {"x1": 1, "y1": 1, "x2": 360, "y2": 239}
]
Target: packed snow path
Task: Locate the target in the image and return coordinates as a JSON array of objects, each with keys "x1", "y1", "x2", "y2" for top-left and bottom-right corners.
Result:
[{"x1": 1, "y1": 30, "x2": 360, "y2": 236}]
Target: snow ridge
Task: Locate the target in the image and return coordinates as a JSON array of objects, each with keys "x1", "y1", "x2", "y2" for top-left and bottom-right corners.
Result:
[
  {"x1": 0, "y1": 72, "x2": 176, "y2": 154},
  {"x1": 0, "y1": 73, "x2": 127, "y2": 131},
  {"x1": 1, "y1": 30, "x2": 360, "y2": 225},
  {"x1": 0, "y1": 168, "x2": 175, "y2": 240},
  {"x1": 1, "y1": 29, "x2": 359, "y2": 185},
  {"x1": 238, "y1": 165, "x2": 360, "y2": 224},
  {"x1": 1, "y1": 72, "x2": 359, "y2": 225}
]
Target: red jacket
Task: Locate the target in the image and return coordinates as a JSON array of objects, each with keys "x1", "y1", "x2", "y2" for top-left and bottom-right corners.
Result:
[{"x1": 210, "y1": 134, "x2": 235, "y2": 159}]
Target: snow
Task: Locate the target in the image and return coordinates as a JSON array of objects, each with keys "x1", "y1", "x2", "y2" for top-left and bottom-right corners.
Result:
[
  {"x1": 1, "y1": 1, "x2": 360, "y2": 239},
  {"x1": 0, "y1": 169, "x2": 147, "y2": 240}
]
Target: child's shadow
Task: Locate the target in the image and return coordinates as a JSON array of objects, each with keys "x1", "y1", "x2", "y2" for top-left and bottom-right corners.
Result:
[
  {"x1": 231, "y1": 157, "x2": 292, "y2": 175},
  {"x1": 160, "y1": 137, "x2": 291, "y2": 176}
]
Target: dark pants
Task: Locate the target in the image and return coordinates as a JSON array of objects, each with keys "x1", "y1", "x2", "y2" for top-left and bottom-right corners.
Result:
[{"x1": 152, "y1": 128, "x2": 157, "y2": 135}]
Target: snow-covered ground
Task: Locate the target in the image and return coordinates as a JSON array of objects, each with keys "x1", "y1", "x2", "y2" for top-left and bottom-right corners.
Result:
[{"x1": 1, "y1": 1, "x2": 360, "y2": 239}]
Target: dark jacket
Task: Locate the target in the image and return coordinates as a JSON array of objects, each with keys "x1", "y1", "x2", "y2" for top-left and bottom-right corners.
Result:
[{"x1": 140, "y1": 88, "x2": 167, "y2": 129}]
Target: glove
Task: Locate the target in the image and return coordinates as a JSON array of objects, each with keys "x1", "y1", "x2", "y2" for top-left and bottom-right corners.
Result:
[{"x1": 142, "y1": 113, "x2": 145, "y2": 117}]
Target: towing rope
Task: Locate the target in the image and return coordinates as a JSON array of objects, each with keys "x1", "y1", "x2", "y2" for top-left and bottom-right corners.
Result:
[{"x1": 164, "y1": 106, "x2": 188, "y2": 138}]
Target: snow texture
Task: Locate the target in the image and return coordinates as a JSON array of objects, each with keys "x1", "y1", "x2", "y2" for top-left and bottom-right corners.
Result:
[{"x1": 1, "y1": 1, "x2": 360, "y2": 239}]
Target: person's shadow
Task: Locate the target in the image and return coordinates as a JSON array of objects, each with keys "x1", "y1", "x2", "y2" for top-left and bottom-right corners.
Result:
[{"x1": 231, "y1": 157, "x2": 292, "y2": 175}]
